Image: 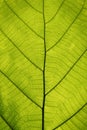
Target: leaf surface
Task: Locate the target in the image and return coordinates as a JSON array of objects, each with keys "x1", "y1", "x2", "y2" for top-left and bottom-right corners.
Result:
[{"x1": 0, "y1": 0, "x2": 87, "y2": 130}]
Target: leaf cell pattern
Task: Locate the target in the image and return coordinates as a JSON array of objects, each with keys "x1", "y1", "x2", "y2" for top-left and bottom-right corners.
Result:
[{"x1": 0, "y1": 0, "x2": 87, "y2": 130}]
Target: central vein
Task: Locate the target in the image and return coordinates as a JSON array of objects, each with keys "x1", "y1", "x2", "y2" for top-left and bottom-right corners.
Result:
[{"x1": 42, "y1": 0, "x2": 46, "y2": 130}]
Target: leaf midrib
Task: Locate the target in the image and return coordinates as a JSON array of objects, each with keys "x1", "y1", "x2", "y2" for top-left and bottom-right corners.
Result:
[{"x1": 42, "y1": 0, "x2": 46, "y2": 130}]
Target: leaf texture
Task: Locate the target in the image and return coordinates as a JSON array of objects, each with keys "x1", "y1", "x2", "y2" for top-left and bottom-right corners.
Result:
[{"x1": 0, "y1": 0, "x2": 87, "y2": 130}]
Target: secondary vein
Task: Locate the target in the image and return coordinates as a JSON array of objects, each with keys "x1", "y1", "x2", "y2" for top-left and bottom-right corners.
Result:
[
  {"x1": 24, "y1": 0, "x2": 42, "y2": 14},
  {"x1": 46, "y1": 0, "x2": 85, "y2": 52},
  {"x1": 46, "y1": 0, "x2": 65, "y2": 24},
  {"x1": 0, "y1": 70, "x2": 42, "y2": 109},
  {"x1": 53, "y1": 102, "x2": 87, "y2": 129},
  {"x1": 0, "y1": 115, "x2": 13, "y2": 130},
  {"x1": 0, "y1": 29, "x2": 42, "y2": 72},
  {"x1": 4, "y1": 0, "x2": 44, "y2": 40},
  {"x1": 46, "y1": 49, "x2": 87, "y2": 96}
]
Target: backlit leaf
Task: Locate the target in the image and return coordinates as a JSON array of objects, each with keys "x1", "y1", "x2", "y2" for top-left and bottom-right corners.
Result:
[{"x1": 0, "y1": 0, "x2": 87, "y2": 130}]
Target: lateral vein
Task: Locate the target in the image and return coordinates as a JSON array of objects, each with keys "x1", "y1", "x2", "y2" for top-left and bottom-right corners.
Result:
[
  {"x1": 53, "y1": 102, "x2": 87, "y2": 129},
  {"x1": 47, "y1": 0, "x2": 85, "y2": 52},
  {"x1": 0, "y1": 115, "x2": 13, "y2": 130},
  {"x1": 46, "y1": 49, "x2": 87, "y2": 96},
  {"x1": 4, "y1": 0, "x2": 44, "y2": 40},
  {"x1": 0, "y1": 70, "x2": 42, "y2": 109},
  {"x1": 24, "y1": 0, "x2": 42, "y2": 14},
  {"x1": 0, "y1": 29, "x2": 42, "y2": 72}
]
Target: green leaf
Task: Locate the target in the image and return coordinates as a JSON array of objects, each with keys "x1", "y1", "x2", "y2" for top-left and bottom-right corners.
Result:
[{"x1": 0, "y1": 0, "x2": 87, "y2": 130}]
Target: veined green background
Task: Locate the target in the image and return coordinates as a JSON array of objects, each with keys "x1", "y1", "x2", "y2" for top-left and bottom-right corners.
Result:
[{"x1": 0, "y1": 0, "x2": 87, "y2": 130}]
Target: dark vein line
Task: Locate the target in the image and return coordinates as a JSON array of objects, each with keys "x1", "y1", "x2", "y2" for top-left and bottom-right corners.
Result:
[
  {"x1": 45, "y1": 49, "x2": 87, "y2": 96},
  {"x1": 53, "y1": 102, "x2": 87, "y2": 129},
  {"x1": 0, "y1": 29, "x2": 42, "y2": 72},
  {"x1": 46, "y1": 0, "x2": 65, "y2": 24},
  {"x1": 24, "y1": 0, "x2": 42, "y2": 14},
  {"x1": 4, "y1": 0, "x2": 44, "y2": 40},
  {"x1": 46, "y1": 0, "x2": 85, "y2": 52},
  {"x1": 42, "y1": 0, "x2": 46, "y2": 130},
  {"x1": 0, "y1": 115, "x2": 13, "y2": 130},
  {"x1": 0, "y1": 70, "x2": 42, "y2": 109}
]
